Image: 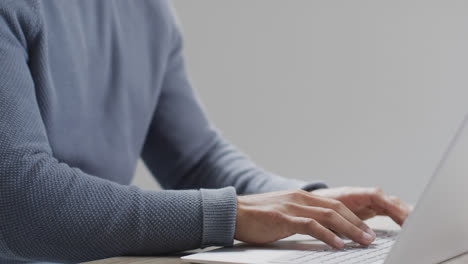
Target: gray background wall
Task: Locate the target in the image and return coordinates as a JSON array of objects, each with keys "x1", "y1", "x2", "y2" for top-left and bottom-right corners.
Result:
[{"x1": 132, "y1": 0, "x2": 468, "y2": 204}]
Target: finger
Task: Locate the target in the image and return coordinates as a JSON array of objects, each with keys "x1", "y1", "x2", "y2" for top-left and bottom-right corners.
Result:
[
  {"x1": 355, "y1": 207, "x2": 378, "y2": 220},
  {"x1": 369, "y1": 189, "x2": 408, "y2": 225},
  {"x1": 288, "y1": 216, "x2": 345, "y2": 249},
  {"x1": 301, "y1": 194, "x2": 376, "y2": 237},
  {"x1": 388, "y1": 196, "x2": 410, "y2": 223},
  {"x1": 313, "y1": 207, "x2": 375, "y2": 246},
  {"x1": 389, "y1": 195, "x2": 411, "y2": 212},
  {"x1": 329, "y1": 199, "x2": 376, "y2": 238},
  {"x1": 286, "y1": 204, "x2": 375, "y2": 246}
]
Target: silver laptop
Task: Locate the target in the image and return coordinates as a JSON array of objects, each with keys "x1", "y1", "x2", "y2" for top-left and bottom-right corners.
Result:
[{"x1": 182, "y1": 115, "x2": 468, "y2": 264}]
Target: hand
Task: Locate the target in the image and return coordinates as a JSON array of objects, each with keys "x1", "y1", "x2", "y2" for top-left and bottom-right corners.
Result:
[
  {"x1": 311, "y1": 187, "x2": 410, "y2": 226},
  {"x1": 235, "y1": 190, "x2": 377, "y2": 249}
]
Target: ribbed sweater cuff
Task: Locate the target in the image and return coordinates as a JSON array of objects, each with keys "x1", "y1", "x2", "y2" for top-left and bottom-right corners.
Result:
[
  {"x1": 200, "y1": 187, "x2": 237, "y2": 248},
  {"x1": 301, "y1": 182, "x2": 328, "y2": 192}
]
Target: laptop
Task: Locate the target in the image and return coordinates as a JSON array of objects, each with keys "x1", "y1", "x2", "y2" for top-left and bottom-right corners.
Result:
[{"x1": 182, "y1": 115, "x2": 468, "y2": 264}]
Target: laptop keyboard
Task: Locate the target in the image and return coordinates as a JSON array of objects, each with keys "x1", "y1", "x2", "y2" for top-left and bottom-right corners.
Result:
[{"x1": 269, "y1": 230, "x2": 398, "y2": 264}]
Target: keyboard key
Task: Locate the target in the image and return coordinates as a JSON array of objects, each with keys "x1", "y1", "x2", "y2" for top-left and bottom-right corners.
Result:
[{"x1": 270, "y1": 231, "x2": 397, "y2": 264}]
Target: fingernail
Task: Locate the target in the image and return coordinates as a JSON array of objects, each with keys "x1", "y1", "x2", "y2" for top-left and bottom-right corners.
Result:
[
  {"x1": 366, "y1": 227, "x2": 376, "y2": 238},
  {"x1": 362, "y1": 232, "x2": 374, "y2": 244},
  {"x1": 334, "y1": 236, "x2": 345, "y2": 248}
]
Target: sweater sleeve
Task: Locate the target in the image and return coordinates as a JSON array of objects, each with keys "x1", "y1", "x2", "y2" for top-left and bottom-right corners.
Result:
[
  {"x1": 141, "y1": 7, "x2": 327, "y2": 195},
  {"x1": 0, "y1": 3, "x2": 236, "y2": 263}
]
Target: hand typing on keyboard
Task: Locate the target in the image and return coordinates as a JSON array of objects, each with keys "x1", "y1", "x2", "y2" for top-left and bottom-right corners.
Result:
[
  {"x1": 311, "y1": 187, "x2": 410, "y2": 226},
  {"x1": 234, "y1": 187, "x2": 409, "y2": 249}
]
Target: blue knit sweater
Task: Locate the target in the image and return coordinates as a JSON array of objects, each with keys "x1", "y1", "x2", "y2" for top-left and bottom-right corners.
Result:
[{"x1": 0, "y1": 1, "x2": 326, "y2": 263}]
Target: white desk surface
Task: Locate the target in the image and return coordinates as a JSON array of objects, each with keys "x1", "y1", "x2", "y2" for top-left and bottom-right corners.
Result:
[{"x1": 84, "y1": 216, "x2": 468, "y2": 264}]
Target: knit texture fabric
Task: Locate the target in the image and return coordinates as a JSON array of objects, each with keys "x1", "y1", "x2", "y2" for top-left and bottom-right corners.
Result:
[{"x1": 0, "y1": 1, "x2": 326, "y2": 263}]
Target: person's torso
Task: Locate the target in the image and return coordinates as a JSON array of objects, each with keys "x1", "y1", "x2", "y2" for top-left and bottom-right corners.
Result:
[{"x1": 30, "y1": 0, "x2": 173, "y2": 184}]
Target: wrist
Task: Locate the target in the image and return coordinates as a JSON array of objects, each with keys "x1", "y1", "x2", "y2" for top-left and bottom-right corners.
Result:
[{"x1": 234, "y1": 196, "x2": 245, "y2": 240}]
